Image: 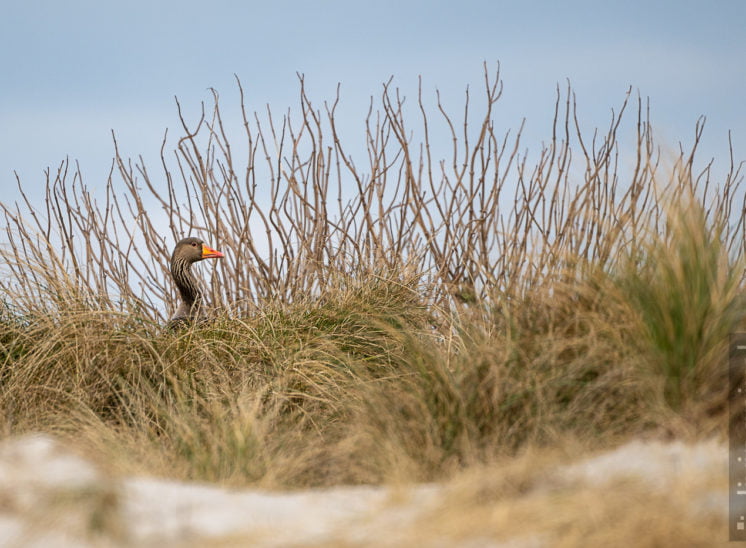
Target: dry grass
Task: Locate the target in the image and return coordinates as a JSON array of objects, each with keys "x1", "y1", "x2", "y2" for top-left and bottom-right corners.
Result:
[
  {"x1": 392, "y1": 444, "x2": 727, "y2": 547},
  {"x1": 0, "y1": 65, "x2": 744, "y2": 514}
]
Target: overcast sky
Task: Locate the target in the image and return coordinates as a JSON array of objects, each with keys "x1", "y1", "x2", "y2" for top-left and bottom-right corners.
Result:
[{"x1": 2, "y1": 0, "x2": 745, "y2": 205}]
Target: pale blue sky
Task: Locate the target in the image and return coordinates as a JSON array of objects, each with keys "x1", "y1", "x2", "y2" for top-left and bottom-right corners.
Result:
[{"x1": 2, "y1": 0, "x2": 745, "y2": 203}]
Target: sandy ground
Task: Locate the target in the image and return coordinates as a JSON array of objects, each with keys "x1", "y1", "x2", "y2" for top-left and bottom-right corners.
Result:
[{"x1": 0, "y1": 433, "x2": 728, "y2": 547}]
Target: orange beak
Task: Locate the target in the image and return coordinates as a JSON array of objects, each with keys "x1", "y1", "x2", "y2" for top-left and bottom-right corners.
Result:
[{"x1": 201, "y1": 243, "x2": 224, "y2": 259}]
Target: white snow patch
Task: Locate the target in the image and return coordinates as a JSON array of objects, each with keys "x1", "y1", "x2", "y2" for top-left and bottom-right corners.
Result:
[
  {"x1": 123, "y1": 476, "x2": 439, "y2": 545},
  {"x1": 560, "y1": 438, "x2": 726, "y2": 490}
]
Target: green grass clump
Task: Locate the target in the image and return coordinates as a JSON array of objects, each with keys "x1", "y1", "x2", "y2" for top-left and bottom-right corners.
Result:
[{"x1": 614, "y1": 199, "x2": 744, "y2": 412}]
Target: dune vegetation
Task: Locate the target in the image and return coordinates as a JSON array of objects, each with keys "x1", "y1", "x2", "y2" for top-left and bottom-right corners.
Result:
[{"x1": 0, "y1": 66, "x2": 743, "y2": 543}]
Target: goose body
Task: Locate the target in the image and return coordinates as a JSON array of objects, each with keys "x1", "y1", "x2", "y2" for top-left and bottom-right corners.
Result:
[{"x1": 169, "y1": 237, "x2": 224, "y2": 325}]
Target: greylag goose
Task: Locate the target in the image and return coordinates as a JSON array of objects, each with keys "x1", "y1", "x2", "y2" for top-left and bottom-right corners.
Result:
[{"x1": 169, "y1": 237, "x2": 224, "y2": 325}]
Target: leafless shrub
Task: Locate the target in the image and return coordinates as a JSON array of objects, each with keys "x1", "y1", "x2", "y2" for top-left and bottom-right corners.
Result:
[{"x1": 1, "y1": 64, "x2": 743, "y2": 325}]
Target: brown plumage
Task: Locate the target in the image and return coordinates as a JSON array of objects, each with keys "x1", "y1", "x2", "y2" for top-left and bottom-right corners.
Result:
[{"x1": 169, "y1": 237, "x2": 224, "y2": 326}]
